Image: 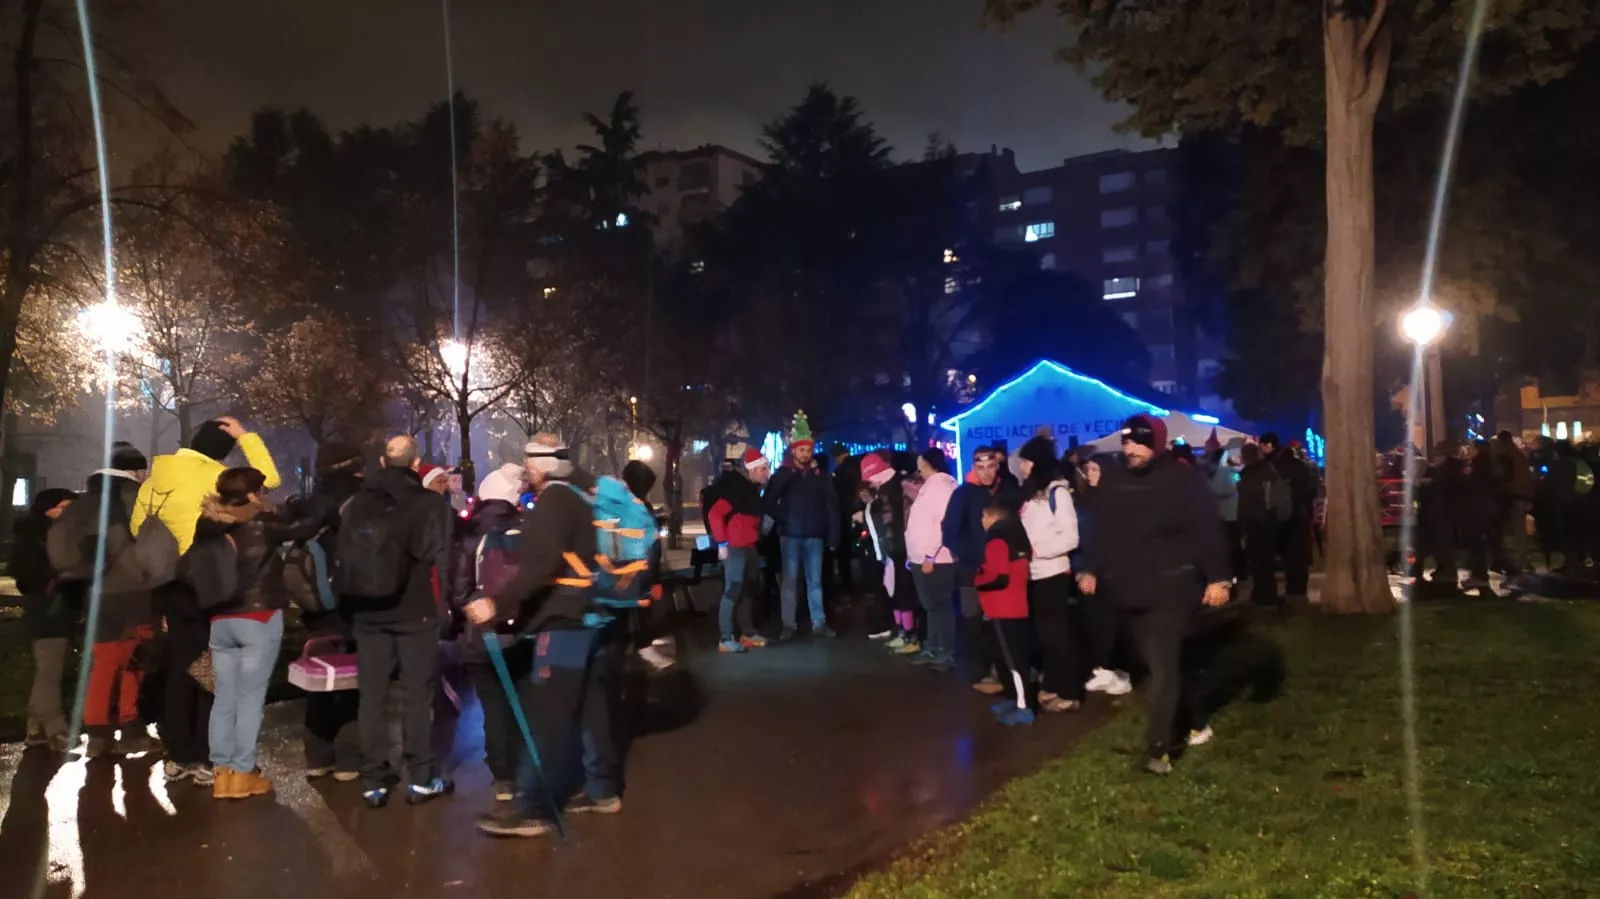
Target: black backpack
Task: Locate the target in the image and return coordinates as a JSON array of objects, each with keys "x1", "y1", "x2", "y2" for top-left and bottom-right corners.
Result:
[{"x1": 333, "y1": 492, "x2": 406, "y2": 598}]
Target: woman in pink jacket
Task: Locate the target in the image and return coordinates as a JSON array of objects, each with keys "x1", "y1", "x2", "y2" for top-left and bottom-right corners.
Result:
[{"x1": 906, "y1": 449, "x2": 958, "y2": 671}]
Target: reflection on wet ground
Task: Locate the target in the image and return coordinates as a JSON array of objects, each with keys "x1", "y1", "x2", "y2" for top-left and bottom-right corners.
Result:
[{"x1": 0, "y1": 623, "x2": 1105, "y2": 899}]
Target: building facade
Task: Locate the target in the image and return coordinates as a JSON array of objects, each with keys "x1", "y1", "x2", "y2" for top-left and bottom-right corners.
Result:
[{"x1": 638, "y1": 145, "x2": 762, "y2": 256}]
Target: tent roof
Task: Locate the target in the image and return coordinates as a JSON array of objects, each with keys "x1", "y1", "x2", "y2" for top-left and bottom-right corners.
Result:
[{"x1": 939, "y1": 359, "x2": 1169, "y2": 431}]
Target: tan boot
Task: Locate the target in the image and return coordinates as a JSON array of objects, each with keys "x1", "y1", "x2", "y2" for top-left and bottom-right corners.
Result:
[
  {"x1": 234, "y1": 769, "x2": 274, "y2": 798},
  {"x1": 213, "y1": 768, "x2": 242, "y2": 800}
]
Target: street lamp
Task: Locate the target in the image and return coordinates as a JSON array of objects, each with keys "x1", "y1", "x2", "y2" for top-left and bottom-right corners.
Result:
[
  {"x1": 439, "y1": 338, "x2": 468, "y2": 379},
  {"x1": 631, "y1": 443, "x2": 654, "y2": 462},
  {"x1": 1400, "y1": 304, "x2": 1447, "y2": 347},
  {"x1": 77, "y1": 299, "x2": 142, "y2": 354},
  {"x1": 1400, "y1": 303, "x2": 1452, "y2": 450}
]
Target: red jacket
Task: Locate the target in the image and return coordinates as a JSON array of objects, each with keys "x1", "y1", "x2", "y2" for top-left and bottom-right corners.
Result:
[
  {"x1": 707, "y1": 471, "x2": 763, "y2": 549},
  {"x1": 973, "y1": 519, "x2": 1030, "y2": 620}
]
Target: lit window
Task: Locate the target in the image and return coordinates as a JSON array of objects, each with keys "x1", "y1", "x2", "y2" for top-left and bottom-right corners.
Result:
[
  {"x1": 943, "y1": 248, "x2": 959, "y2": 264},
  {"x1": 1146, "y1": 239, "x2": 1170, "y2": 256},
  {"x1": 1099, "y1": 172, "x2": 1135, "y2": 194},
  {"x1": 1023, "y1": 185, "x2": 1053, "y2": 205},
  {"x1": 944, "y1": 277, "x2": 959, "y2": 295},
  {"x1": 1039, "y1": 253, "x2": 1056, "y2": 271},
  {"x1": 1152, "y1": 380, "x2": 1178, "y2": 395},
  {"x1": 1143, "y1": 169, "x2": 1168, "y2": 187},
  {"x1": 1101, "y1": 207, "x2": 1138, "y2": 228},
  {"x1": 1151, "y1": 273, "x2": 1175, "y2": 289},
  {"x1": 1557, "y1": 421, "x2": 1569, "y2": 440},
  {"x1": 1103, "y1": 276, "x2": 1139, "y2": 300},
  {"x1": 11, "y1": 477, "x2": 28, "y2": 507},
  {"x1": 1024, "y1": 221, "x2": 1055, "y2": 242},
  {"x1": 689, "y1": 260, "x2": 706, "y2": 274},
  {"x1": 615, "y1": 212, "x2": 629, "y2": 228},
  {"x1": 1120, "y1": 311, "x2": 1138, "y2": 329},
  {"x1": 998, "y1": 195, "x2": 1021, "y2": 212},
  {"x1": 542, "y1": 286, "x2": 557, "y2": 298},
  {"x1": 1576, "y1": 421, "x2": 1585, "y2": 441},
  {"x1": 1102, "y1": 245, "x2": 1138, "y2": 264}
]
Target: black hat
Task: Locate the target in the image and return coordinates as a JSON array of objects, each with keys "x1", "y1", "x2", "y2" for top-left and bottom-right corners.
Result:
[
  {"x1": 316, "y1": 440, "x2": 363, "y2": 474},
  {"x1": 1018, "y1": 435, "x2": 1058, "y2": 467},
  {"x1": 190, "y1": 421, "x2": 236, "y2": 462},
  {"x1": 110, "y1": 441, "x2": 147, "y2": 473},
  {"x1": 1121, "y1": 414, "x2": 1168, "y2": 450}
]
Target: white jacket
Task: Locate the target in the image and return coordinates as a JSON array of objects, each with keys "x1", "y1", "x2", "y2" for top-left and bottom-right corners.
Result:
[{"x1": 1019, "y1": 479, "x2": 1079, "y2": 580}]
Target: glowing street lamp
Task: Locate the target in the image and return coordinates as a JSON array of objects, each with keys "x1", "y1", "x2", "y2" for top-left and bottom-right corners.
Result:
[
  {"x1": 1401, "y1": 303, "x2": 1452, "y2": 449},
  {"x1": 1400, "y1": 304, "x2": 1448, "y2": 347},
  {"x1": 77, "y1": 299, "x2": 142, "y2": 354},
  {"x1": 631, "y1": 443, "x2": 654, "y2": 462},
  {"x1": 439, "y1": 338, "x2": 469, "y2": 378}
]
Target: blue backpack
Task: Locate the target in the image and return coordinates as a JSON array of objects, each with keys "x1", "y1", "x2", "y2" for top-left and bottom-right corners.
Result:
[{"x1": 571, "y1": 476, "x2": 659, "y2": 609}]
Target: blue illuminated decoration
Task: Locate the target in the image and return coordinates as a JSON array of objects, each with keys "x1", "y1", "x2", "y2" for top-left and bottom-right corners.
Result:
[
  {"x1": 761, "y1": 431, "x2": 785, "y2": 463},
  {"x1": 1191, "y1": 413, "x2": 1220, "y2": 425},
  {"x1": 1304, "y1": 428, "x2": 1327, "y2": 467}
]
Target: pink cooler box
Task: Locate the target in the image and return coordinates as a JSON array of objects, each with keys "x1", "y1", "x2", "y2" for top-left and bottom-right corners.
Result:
[{"x1": 288, "y1": 636, "x2": 358, "y2": 693}]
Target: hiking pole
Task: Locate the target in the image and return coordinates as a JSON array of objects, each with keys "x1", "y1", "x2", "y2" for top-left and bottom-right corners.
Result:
[{"x1": 483, "y1": 633, "x2": 566, "y2": 838}]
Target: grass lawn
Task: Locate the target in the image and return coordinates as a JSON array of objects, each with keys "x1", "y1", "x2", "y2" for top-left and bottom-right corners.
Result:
[{"x1": 850, "y1": 600, "x2": 1600, "y2": 898}]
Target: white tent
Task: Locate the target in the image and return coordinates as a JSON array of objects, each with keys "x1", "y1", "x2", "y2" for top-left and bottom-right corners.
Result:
[{"x1": 1084, "y1": 411, "x2": 1253, "y2": 454}]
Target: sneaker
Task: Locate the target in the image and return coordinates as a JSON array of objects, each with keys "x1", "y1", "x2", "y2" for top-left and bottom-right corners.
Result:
[
  {"x1": 115, "y1": 730, "x2": 161, "y2": 756},
  {"x1": 476, "y1": 809, "x2": 554, "y2": 839},
  {"x1": 909, "y1": 650, "x2": 940, "y2": 665},
  {"x1": 813, "y1": 626, "x2": 838, "y2": 638},
  {"x1": 492, "y1": 780, "x2": 515, "y2": 802},
  {"x1": 738, "y1": 634, "x2": 769, "y2": 648},
  {"x1": 717, "y1": 639, "x2": 747, "y2": 654},
  {"x1": 363, "y1": 787, "x2": 391, "y2": 809},
  {"x1": 1086, "y1": 667, "x2": 1133, "y2": 696},
  {"x1": 996, "y1": 706, "x2": 1036, "y2": 727},
  {"x1": 406, "y1": 777, "x2": 455, "y2": 806},
  {"x1": 885, "y1": 635, "x2": 907, "y2": 650},
  {"x1": 306, "y1": 766, "x2": 335, "y2": 780},
  {"x1": 47, "y1": 733, "x2": 71, "y2": 753},
  {"x1": 1187, "y1": 726, "x2": 1214, "y2": 747},
  {"x1": 24, "y1": 726, "x2": 49, "y2": 748},
  {"x1": 567, "y1": 792, "x2": 623, "y2": 815},
  {"x1": 334, "y1": 770, "x2": 361, "y2": 783},
  {"x1": 972, "y1": 677, "x2": 1005, "y2": 695},
  {"x1": 867, "y1": 629, "x2": 894, "y2": 641},
  {"x1": 926, "y1": 656, "x2": 955, "y2": 673},
  {"x1": 990, "y1": 699, "x2": 1018, "y2": 715},
  {"x1": 190, "y1": 765, "x2": 216, "y2": 787},
  {"x1": 164, "y1": 760, "x2": 194, "y2": 782},
  {"x1": 212, "y1": 768, "x2": 242, "y2": 800},
  {"x1": 892, "y1": 639, "x2": 922, "y2": 655},
  {"x1": 777, "y1": 626, "x2": 797, "y2": 642},
  {"x1": 1142, "y1": 753, "x2": 1173, "y2": 775},
  {"x1": 85, "y1": 736, "x2": 114, "y2": 759},
  {"x1": 637, "y1": 645, "x2": 676, "y2": 671},
  {"x1": 1039, "y1": 693, "x2": 1082, "y2": 713}
]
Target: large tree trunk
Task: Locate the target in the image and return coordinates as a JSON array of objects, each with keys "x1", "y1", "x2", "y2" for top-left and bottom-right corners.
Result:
[{"x1": 1320, "y1": 1, "x2": 1394, "y2": 614}]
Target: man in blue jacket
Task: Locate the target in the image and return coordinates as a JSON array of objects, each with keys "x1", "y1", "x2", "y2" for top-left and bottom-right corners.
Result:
[
  {"x1": 764, "y1": 413, "x2": 839, "y2": 640},
  {"x1": 942, "y1": 446, "x2": 1020, "y2": 689}
]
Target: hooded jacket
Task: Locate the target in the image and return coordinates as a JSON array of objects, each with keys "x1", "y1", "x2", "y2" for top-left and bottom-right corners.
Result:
[
  {"x1": 448, "y1": 497, "x2": 523, "y2": 659},
  {"x1": 864, "y1": 476, "x2": 910, "y2": 562},
  {"x1": 51, "y1": 471, "x2": 154, "y2": 641},
  {"x1": 942, "y1": 477, "x2": 1021, "y2": 572},
  {"x1": 191, "y1": 495, "x2": 320, "y2": 616},
  {"x1": 906, "y1": 471, "x2": 957, "y2": 564},
  {"x1": 707, "y1": 470, "x2": 763, "y2": 549},
  {"x1": 764, "y1": 455, "x2": 839, "y2": 543},
  {"x1": 1236, "y1": 459, "x2": 1288, "y2": 525},
  {"x1": 974, "y1": 515, "x2": 1031, "y2": 619},
  {"x1": 1019, "y1": 478, "x2": 1078, "y2": 581},
  {"x1": 492, "y1": 466, "x2": 601, "y2": 634},
  {"x1": 131, "y1": 433, "x2": 280, "y2": 554},
  {"x1": 339, "y1": 466, "x2": 452, "y2": 625},
  {"x1": 1076, "y1": 451, "x2": 1230, "y2": 610}
]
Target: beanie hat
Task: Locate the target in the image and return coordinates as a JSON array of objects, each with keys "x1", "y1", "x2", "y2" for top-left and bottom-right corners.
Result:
[
  {"x1": 1121, "y1": 414, "x2": 1169, "y2": 451},
  {"x1": 111, "y1": 441, "x2": 147, "y2": 473},
  {"x1": 1018, "y1": 435, "x2": 1058, "y2": 467},
  {"x1": 477, "y1": 462, "x2": 525, "y2": 506},
  {"x1": 860, "y1": 451, "x2": 893, "y2": 487},
  {"x1": 741, "y1": 447, "x2": 769, "y2": 473},
  {"x1": 316, "y1": 440, "x2": 363, "y2": 474},
  {"x1": 622, "y1": 459, "x2": 657, "y2": 502},
  {"x1": 190, "y1": 420, "x2": 236, "y2": 462},
  {"x1": 788, "y1": 410, "x2": 815, "y2": 450}
]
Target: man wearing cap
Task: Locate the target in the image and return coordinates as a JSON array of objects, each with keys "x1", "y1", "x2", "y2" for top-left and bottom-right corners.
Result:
[
  {"x1": 1075, "y1": 414, "x2": 1231, "y2": 775},
  {"x1": 133, "y1": 416, "x2": 280, "y2": 780},
  {"x1": 942, "y1": 445, "x2": 1020, "y2": 690},
  {"x1": 764, "y1": 412, "x2": 840, "y2": 640},
  {"x1": 706, "y1": 448, "x2": 772, "y2": 652}
]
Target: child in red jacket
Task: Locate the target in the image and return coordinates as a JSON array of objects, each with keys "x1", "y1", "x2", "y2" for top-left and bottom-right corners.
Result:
[{"x1": 975, "y1": 500, "x2": 1035, "y2": 726}]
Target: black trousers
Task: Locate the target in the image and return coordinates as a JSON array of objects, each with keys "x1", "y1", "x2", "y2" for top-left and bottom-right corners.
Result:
[
  {"x1": 467, "y1": 640, "x2": 533, "y2": 783},
  {"x1": 304, "y1": 690, "x2": 360, "y2": 771},
  {"x1": 515, "y1": 629, "x2": 615, "y2": 821},
  {"x1": 990, "y1": 618, "x2": 1033, "y2": 711},
  {"x1": 1030, "y1": 573, "x2": 1084, "y2": 700},
  {"x1": 1124, "y1": 600, "x2": 1197, "y2": 756},
  {"x1": 956, "y1": 572, "x2": 997, "y2": 684},
  {"x1": 155, "y1": 585, "x2": 212, "y2": 766},
  {"x1": 1080, "y1": 591, "x2": 1118, "y2": 673},
  {"x1": 1279, "y1": 512, "x2": 1313, "y2": 596},
  {"x1": 1245, "y1": 519, "x2": 1281, "y2": 606},
  {"x1": 580, "y1": 629, "x2": 625, "y2": 800},
  {"x1": 353, "y1": 619, "x2": 440, "y2": 789}
]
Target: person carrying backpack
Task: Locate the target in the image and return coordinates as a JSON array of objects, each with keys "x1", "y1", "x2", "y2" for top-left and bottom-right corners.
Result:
[
  {"x1": 17, "y1": 487, "x2": 77, "y2": 752},
  {"x1": 1236, "y1": 442, "x2": 1291, "y2": 607},
  {"x1": 339, "y1": 436, "x2": 454, "y2": 809},
  {"x1": 1016, "y1": 436, "x2": 1082, "y2": 714},
  {"x1": 463, "y1": 433, "x2": 626, "y2": 838}
]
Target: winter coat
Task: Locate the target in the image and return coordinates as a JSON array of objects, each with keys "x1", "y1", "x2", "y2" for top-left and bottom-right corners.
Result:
[
  {"x1": 491, "y1": 467, "x2": 602, "y2": 634},
  {"x1": 191, "y1": 495, "x2": 320, "y2": 617},
  {"x1": 1236, "y1": 461, "x2": 1289, "y2": 525},
  {"x1": 52, "y1": 472, "x2": 153, "y2": 641},
  {"x1": 448, "y1": 497, "x2": 523, "y2": 660},
  {"x1": 1018, "y1": 479, "x2": 1078, "y2": 581},
  {"x1": 942, "y1": 479, "x2": 1022, "y2": 572},
  {"x1": 906, "y1": 472, "x2": 957, "y2": 564},
  {"x1": 282, "y1": 471, "x2": 362, "y2": 637},
  {"x1": 15, "y1": 513, "x2": 75, "y2": 640},
  {"x1": 1210, "y1": 462, "x2": 1239, "y2": 523},
  {"x1": 339, "y1": 466, "x2": 453, "y2": 625},
  {"x1": 1268, "y1": 449, "x2": 1317, "y2": 516},
  {"x1": 706, "y1": 471, "x2": 763, "y2": 549},
  {"x1": 864, "y1": 477, "x2": 910, "y2": 562},
  {"x1": 132, "y1": 434, "x2": 281, "y2": 554},
  {"x1": 1418, "y1": 458, "x2": 1471, "y2": 523},
  {"x1": 974, "y1": 516, "x2": 1031, "y2": 619},
  {"x1": 1496, "y1": 444, "x2": 1535, "y2": 502},
  {"x1": 1076, "y1": 453, "x2": 1230, "y2": 611},
  {"x1": 764, "y1": 457, "x2": 840, "y2": 543}
]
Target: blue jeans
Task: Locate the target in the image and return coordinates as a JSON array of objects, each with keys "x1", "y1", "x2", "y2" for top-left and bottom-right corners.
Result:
[
  {"x1": 780, "y1": 537, "x2": 826, "y2": 630},
  {"x1": 209, "y1": 610, "x2": 284, "y2": 773},
  {"x1": 720, "y1": 547, "x2": 758, "y2": 640},
  {"x1": 911, "y1": 564, "x2": 956, "y2": 659}
]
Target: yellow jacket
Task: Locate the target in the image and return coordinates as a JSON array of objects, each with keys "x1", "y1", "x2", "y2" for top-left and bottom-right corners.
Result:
[{"x1": 130, "y1": 433, "x2": 281, "y2": 554}]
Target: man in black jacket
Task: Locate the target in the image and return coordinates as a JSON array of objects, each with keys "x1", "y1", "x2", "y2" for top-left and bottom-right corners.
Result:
[
  {"x1": 942, "y1": 445, "x2": 1020, "y2": 690},
  {"x1": 764, "y1": 431, "x2": 840, "y2": 640},
  {"x1": 343, "y1": 436, "x2": 454, "y2": 808},
  {"x1": 1260, "y1": 432, "x2": 1317, "y2": 601},
  {"x1": 464, "y1": 433, "x2": 613, "y2": 838},
  {"x1": 1076, "y1": 415, "x2": 1230, "y2": 775}
]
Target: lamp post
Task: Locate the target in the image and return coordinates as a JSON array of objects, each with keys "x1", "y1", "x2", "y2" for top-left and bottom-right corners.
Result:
[{"x1": 1400, "y1": 304, "x2": 1451, "y2": 449}]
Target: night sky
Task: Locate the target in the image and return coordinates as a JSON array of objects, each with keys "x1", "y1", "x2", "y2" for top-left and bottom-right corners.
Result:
[{"x1": 128, "y1": 0, "x2": 1152, "y2": 171}]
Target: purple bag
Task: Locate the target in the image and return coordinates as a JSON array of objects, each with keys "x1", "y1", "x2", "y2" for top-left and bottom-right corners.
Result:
[{"x1": 287, "y1": 635, "x2": 358, "y2": 693}]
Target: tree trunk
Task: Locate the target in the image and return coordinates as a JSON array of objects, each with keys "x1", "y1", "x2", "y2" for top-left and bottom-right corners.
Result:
[
  {"x1": 177, "y1": 403, "x2": 194, "y2": 446},
  {"x1": 457, "y1": 399, "x2": 476, "y2": 494},
  {"x1": 1320, "y1": 2, "x2": 1394, "y2": 614}
]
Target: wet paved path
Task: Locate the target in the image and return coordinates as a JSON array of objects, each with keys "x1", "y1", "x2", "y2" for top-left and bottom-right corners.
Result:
[{"x1": 0, "y1": 620, "x2": 1105, "y2": 899}]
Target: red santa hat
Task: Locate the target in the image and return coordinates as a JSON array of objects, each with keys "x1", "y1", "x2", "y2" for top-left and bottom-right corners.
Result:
[
  {"x1": 859, "y1": 451, "x2": 894, "y2": 487},
  {"x1": 419, "y1": 464, "x2": 451, "y2": 490},
  {"x1": 742, "y1": 447, "x2": 770, "y2": 473}
]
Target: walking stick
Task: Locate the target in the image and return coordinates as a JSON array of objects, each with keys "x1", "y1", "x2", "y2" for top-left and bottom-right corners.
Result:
[{"x1": 483, "y1": 634, "x2": 565, "y2": 837}]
